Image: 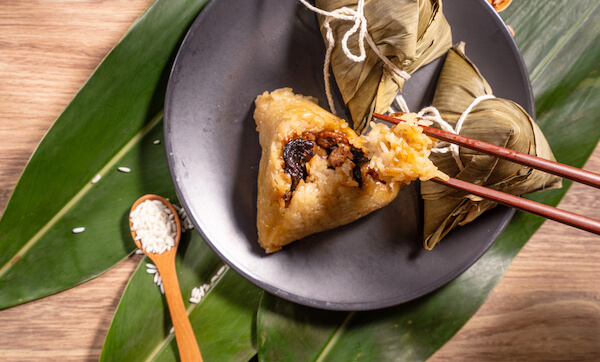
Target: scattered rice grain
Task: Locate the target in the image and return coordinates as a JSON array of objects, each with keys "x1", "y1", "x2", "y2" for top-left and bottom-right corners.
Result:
[
  {"x1": 189, "y1": 284, "x2": 210, "y2": 304},
  {"x1": 91, "y1": 174, "x2": 101, "y2": 184},
  {"x1": 177, "y1": 206, "x2": 194, "y2": 231},
  {"x1": 189, "y1": 266, "x2": 228, "y2": 303},
  {"x1": 154, "y1": 140, "x2": 161, "y2": 145},
  {"x1": 189, "y1": 287, "x2": 201, "y2": 303},
  {"x1": 72, "y1": 227, "x2": 85, "y2": 234},
  {"x1": 118, "y1": 167, "x2": 131, "y2": 173}
]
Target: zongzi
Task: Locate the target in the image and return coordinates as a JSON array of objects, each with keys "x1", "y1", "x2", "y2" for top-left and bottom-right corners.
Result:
[
  {"x1": 254, "y1": 88, "x2": 444, "y2": 253},
  {"x1": 420, "y1": 43, "x2": 562, "y2": 249},
  {"x1": 314, "y1": 0, "x2": 452, "y2": 133}
]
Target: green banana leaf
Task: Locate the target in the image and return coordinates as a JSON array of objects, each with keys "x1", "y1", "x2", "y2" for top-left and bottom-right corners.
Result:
[
  {"x1": 0, "y1": 0, "x2": 210, "y2": 309},
  {"x1": 1, "y1": 0, "x2": 598, "y2": 360},
  {"x1": 257, "y1": 1, "x2": 600, "y2": 360},
  {"x1": 100, "y1": 230, "x2": 262, "y2": 361}
]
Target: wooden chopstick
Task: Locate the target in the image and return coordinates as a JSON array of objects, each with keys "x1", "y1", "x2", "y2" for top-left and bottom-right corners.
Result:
[
  {"x1": 432, "y1": 176, "x2": 600, "y2": 235},
  {"x1": 372, "y1": 112, "x2": 600, "y2": 235},
  {"x1": 372, "y1": 112, "x2": 600, "y2": 189}
]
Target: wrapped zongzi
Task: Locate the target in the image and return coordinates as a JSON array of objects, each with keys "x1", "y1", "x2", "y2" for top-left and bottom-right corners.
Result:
[
  {"x1": 314, "y1": 0, "x2": 452, "y2": 134},
  {"x1": 420, "y1": 43, "x2": 562, "y2": 249}
]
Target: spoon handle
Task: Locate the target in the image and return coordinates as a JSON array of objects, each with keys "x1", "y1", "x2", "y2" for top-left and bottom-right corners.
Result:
[{"x1": 157, "y1": 257, "x2": 203, "y2": 362}]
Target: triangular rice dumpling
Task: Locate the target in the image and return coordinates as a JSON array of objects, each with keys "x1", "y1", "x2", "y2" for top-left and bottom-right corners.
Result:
[
  {"x1": 420, "y1": 43, "x2": 562, "y2": 249},
  {"x1": 315, "y1": 0, "x2": 452, "y2": 133},
  {"x1": 254, "y1": 88, "x2": 444, "y2": 253}
]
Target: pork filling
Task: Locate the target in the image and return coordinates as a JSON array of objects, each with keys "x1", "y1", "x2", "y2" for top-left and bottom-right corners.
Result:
[{"x1": 282, "y1": 131, "x2": 375, "y2": 204}]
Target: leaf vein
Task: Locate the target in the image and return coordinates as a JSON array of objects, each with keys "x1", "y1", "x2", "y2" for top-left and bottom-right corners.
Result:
[
  {"x1": 0, "y1": 111, "x2": 164, "y2": 280},
  {"x1": 530, "y1": 0, "x2": 600, "y2": 82},
  {"x1": 315, "y1": 312, "x2": 355, "y2": 362}
]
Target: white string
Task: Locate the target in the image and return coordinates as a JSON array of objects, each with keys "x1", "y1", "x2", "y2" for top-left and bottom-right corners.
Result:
[
  {"x1": 299, "y1": 0, "x2": 411, "y2": 114},
  {"x1": 394, "y1": 93, "x2": 411, "y2": 113},
  {"x1": 394, "y1": 94, "x2": 496, "y2": 171},
  {"x1": 454, "y1": 94, "x2": 496, "y2": 137}
]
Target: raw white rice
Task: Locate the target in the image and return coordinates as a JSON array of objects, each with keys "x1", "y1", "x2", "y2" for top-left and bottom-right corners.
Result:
[
  {"x1": 173, "y1": 204, "x2": 194, "y2": 231},
  {"x1": 189, "y1": 265, "x2": 229, "y2": 304},
  {"x1": 72, "y1": 227, "x2": 85, "y2": 234},
  {"x1": 189, "y1": 284, "x2": 209, "y2": 304},
  {"x1": 91, "y1": 174, "x2": 102, "y2": 184},
  {"x1": 130, "y1": 199, "x2": 176, "y2": 254},
  {"x1": 118, "y1": 167, "x2": 131, "y2": 173},
  {"x1": 153, "y1": 139, "x2": 161, "y2": 145},
  {"x1": 145, "y1": 263, "x2": 165, "y2": 294}
]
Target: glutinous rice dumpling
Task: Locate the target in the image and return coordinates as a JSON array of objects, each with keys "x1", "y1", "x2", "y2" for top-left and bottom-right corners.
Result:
[
  {"x1": 254, "y1": 88, "x2": 445, "y2": 253},
  {"x1": 420, "y1": 43, "x2": 562, "y2": 249}
]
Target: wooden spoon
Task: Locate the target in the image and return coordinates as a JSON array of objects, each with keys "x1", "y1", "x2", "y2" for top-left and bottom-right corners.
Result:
[{"x1": 130, "y1": 194, "x2": 202, "y2": 362}]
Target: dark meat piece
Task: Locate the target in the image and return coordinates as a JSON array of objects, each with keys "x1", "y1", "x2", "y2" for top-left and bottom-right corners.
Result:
[
  {"x1": 283, "y1": 138, "x2": 315, "y2": 192},
  {"x1": 328, "y1": 144, "x2": 353, "y2": 168},
  {"x1": 353, "y1": 166, "x2": 364, "y2": 188},
  {"x1": 315, "y1": 131, "x2": 349, "y2": 149},
  {"x1": 350, "y1": 148, "x2": 368, "y2": 187},
  {"x1": 351, "y1": 148, "x2": 368, "y2": 166},
  {"x1": 283, "y1": 190, "x2": 292, "y2": 205},
  {"x1": 283, "y1": 133, "x2": 374, "y2": 199}
]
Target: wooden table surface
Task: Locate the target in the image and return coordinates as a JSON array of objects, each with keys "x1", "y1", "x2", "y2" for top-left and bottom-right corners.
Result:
[{"x1": 1, "y1": 1, "x2": 598, "y2": 361}]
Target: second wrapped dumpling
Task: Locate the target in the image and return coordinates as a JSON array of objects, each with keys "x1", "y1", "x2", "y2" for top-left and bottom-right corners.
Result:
[
  {"x1": 254, "y1": 88, "x2": 444, "y2": 253},
  {"x1": 420, "y1": 43, "x2": 562, "y2": 249}
]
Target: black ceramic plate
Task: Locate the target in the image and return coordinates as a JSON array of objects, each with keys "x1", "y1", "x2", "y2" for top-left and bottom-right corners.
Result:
[{"x1": 164, "y1": 0, "x2": 533, "y2": 311}]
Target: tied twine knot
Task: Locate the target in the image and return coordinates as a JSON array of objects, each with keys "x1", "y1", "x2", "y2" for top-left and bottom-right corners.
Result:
[{"x1": 299, "y1": 0, "x2": 411, "y2": 115}]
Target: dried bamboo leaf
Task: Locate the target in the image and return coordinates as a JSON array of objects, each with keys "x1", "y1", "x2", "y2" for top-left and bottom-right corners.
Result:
[
  {"x1": 421, "y1": 43, "x2": 562, "y2": 249},
  {"x1": 315, "y1": 0, "x2": 452, "y2": 133}
]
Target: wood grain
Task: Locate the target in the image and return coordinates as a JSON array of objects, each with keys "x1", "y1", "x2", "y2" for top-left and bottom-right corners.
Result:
[{"x1": 0, "y1": 1, "x2": 598, "y2": 361}]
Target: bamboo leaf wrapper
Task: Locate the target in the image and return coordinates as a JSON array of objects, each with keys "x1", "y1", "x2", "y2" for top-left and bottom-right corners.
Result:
[
  {"x1": 421, "y1": 43, "x2": 562, "y2": 249},
  {"x1": 315, "y1": 0, "x2": 452, "y2": 133}
]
